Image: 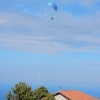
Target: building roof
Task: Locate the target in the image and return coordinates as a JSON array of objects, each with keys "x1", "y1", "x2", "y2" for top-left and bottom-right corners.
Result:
[{"x1": 54, "y1": 90, "x2": 98, "y2": 100}]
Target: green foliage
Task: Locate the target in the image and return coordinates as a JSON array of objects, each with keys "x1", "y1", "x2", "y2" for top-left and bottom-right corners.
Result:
[
  {"x1": 6, "y1": 91, "x2": 12, "y2": 100},
  {"x1": 6, "y1": 82, "x2": 34, "y2": 100},
  {"x1": 33, "y1": 86, "x2": 49, "y2": 100},
  {"x1": 45, "y1": 93, "x2": 55, "y2": 100},
  {"x1": 6, "y1": 82, "x2": 54, "y2": 100}
]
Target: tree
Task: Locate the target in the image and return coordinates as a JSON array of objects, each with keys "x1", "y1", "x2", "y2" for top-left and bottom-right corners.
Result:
[
  {"x1": 45, "y1": 93, "x2": 55, "y2": 100},
  {"x1": 6, "y1": 82, "x2": 55, "y2": 100},
  {"x1": 6, "y1": 91, "x2": 12, "y2": 100},
  {"x1": 6, "y1": 82, "x2": 34, "y2": 100},
  {"x1": 33, "y1": 86, "x2": 49, "y2": 100}
]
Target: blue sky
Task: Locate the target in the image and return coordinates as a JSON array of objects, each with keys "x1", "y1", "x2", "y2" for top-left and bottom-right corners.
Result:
[{"x1": 0, "y1": 0, "x2": 100, "y2": 94}]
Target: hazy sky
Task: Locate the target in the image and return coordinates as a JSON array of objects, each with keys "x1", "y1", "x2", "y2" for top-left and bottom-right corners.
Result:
[{"x1": 0, "y1": 0, "x2": 100, "y2": 89}]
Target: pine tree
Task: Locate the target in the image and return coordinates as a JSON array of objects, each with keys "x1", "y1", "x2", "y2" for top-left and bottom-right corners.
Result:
[{"x1": 6, "y1": 82, "x2": 34, "y2": 100}]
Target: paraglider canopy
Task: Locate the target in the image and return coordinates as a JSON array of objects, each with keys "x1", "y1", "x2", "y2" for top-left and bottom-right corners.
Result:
[{"x1": 48, "y1": 2, "x2": 58, "y2": 11}]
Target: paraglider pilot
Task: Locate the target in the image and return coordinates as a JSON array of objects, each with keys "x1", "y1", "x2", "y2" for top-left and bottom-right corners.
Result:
[{"x1": 51, "y1": 17, "x2": 54, "y2": 20}]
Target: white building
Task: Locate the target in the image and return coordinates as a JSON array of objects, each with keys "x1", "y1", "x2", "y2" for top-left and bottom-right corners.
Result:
[{"x1": 54, "y1": 90, "x2": 98, "y2": 100}]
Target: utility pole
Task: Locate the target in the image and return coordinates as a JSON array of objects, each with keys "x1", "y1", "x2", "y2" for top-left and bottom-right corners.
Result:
[{"x1": 37, "y1": 73, "x2": 40, "y2": 87}]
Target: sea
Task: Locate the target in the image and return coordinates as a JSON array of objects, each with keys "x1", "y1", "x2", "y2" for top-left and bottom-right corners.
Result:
[{"x1": 0, "y1": 83, "x2": 100, "y2": 100}]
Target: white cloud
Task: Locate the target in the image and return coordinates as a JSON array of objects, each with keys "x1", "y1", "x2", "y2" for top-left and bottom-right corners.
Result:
[
  {"x1": 79, "y1": 0, "x2": 99, "y2": 6},
  {"x1": 58, "y1": 0, "x2": 99, "y2": 6},
  {"x1": 0, "y1": 11, "x2": 100, "y2": 54}
]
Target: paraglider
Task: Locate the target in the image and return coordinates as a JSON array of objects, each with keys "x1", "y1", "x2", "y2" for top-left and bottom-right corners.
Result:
[
  {"x1": 48, "y1": 2, "x2": 58, "y2": 20},
  {"x1": 48, "y1": 2, "x2": 58, "y2": 11}
]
